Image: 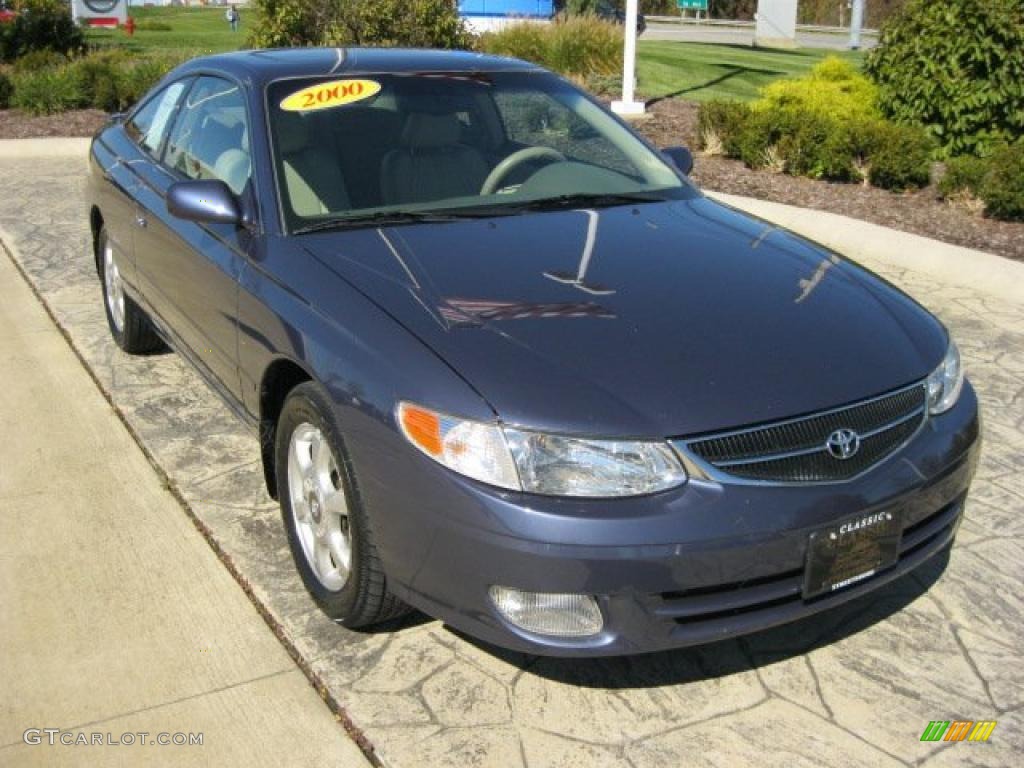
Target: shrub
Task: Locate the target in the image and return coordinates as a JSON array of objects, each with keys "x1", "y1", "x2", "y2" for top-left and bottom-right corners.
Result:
[
  {"x1": 697, "y1": 58, "x2": 936, "y2": 188},
  {"x1": 133, "y1": 21, "x2": 173, "y2": 32},
  {"x1": 865, "y1": 0, "x2": 1024, "y2": 157},
  {"x1": 10, "y1": 66, "x2": 84, "y2": 114},
  {"x1": 938, "y1": 155, "x2": 988, "y2": 199},
  {"x1": 479, "y1": 22, "x2": 547, "y2": 68},
  {"x1": 866, "y1": 122, "x2": 936, "y2": 191},
  {"x1": 69, "y1": 51, "x2": 129, "y2": 112},
  {"x1": 480, "y1": 15, "x2": 622, "y2": 80},
  {"x1": 938, "y1": 145, "x2": 1024, "y2": 221},
  {"x1": 738, "y1": 59, "x2": 883, "y2": 181},
  {"x1": 641, "y1": 0, "x2": 679, "y2": 13},
  {"x1": 0, "y1": 0, "x2": 86, "y2": 63},
  {"x1": 115, "y1": 56, "x2": 179, "y2": 108},
  {"x1": 6, "y1": 50, "x2": 181, "y2": 114},
  {"x1": 978, "y1": 144, "x2": 1024, "y2": 221},
  {"x1": 11, "y1": 48, "x2": 68, "y2": 74},
  {"x1": 755, "y1": 57, "x2": 878, "y2": 125},
  {"x1": 697, "y1": 100, "x2": 750, "y2": 156},
  {"x1": 543, "y1": 16, "x2": 622, "y2": 77},
  {"x1": 0, "y1": 69, "x2": 11, "y2": 109},
  {"x1": 565, "y1": 0, "x2": 598, "y2": 13},
  {"x1": 248, "y1": 0, "x2": 474, "y2": 49}
]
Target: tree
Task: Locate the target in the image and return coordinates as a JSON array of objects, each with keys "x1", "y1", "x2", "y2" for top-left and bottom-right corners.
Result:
[
  {"x1": 248, "y1": 0, "x2": 474, "y2": 50},
  {"x1": 0, "y1": 0, "x2": 84, "y2": 63}
]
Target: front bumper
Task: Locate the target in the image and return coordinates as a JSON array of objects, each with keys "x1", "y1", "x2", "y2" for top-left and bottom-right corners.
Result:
[{"x1": 356, "y1": 382, "x2": 980, "y2": 657}]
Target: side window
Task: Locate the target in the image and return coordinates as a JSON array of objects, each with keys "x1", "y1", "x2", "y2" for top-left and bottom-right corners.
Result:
[
  {"x1": 125, "y1": 80, "x2": 188, "y2": 157},
  {"x1": 493, "y1": 90, "x2": 636, "y2": 177},
  {"x1": 164, "y1": 76, "x2": 251, "y2": 196}
]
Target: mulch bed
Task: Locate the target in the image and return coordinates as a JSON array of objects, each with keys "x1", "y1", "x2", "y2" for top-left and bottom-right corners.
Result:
[
  {"x1": 636, "y1": 99, "x2": 1024, "y2": 262},
  {"x1": 2, "y1": 103, "x2": 1020, "y2": 261},
  {"x1": 0, "y1": 108, "x2": 109, "y2": 139}
]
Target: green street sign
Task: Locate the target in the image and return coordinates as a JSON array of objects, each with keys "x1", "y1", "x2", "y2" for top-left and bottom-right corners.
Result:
[{"x1": 678, "y1": 0, "x2": 709, "y2": 9}]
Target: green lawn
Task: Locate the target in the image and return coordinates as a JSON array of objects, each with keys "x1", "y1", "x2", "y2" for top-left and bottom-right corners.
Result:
[
  {"x1": 87, "y1": 6, "x2": 246, "y2": 55},
  {"x1": 87, "y1": 9, "x2": 865, "y2": 103},
  {"x1": 638, "y1": 41, "x2": 864, "y2": 102}
]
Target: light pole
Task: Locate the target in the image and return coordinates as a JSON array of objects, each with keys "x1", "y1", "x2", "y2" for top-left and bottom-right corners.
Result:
[
  {"x1": 611, "y1": 0, "x2": 645, "y2": 116},
  {"x1": 849, "y1": 0, "x2": 865, "y2": 49}
]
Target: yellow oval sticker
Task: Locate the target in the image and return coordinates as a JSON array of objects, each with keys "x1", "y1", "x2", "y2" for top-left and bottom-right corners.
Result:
[{"x1": 280, "y1": 79, "x2": 382, "y2": 112}]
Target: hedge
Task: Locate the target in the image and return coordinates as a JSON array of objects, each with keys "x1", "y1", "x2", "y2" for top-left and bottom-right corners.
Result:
[
  {"x1": 698, "y1": 58, "x2": 936, "y2": 192},
  {"x1": 479, "y1": 15, "x2": 623, "y2": 81},
  {"x1": 9, "y1": 51, "x2": 185, "y2": 115}
]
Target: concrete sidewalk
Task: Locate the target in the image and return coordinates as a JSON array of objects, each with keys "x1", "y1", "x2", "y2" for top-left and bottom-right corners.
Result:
[{"x1": 0, "y1": 253, "x2": 369, "y2": 766}]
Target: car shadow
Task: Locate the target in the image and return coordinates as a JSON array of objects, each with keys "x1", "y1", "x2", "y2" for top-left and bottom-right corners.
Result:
[{"x1": 442, "y1": 545, "x2": 951, "y2": 689}]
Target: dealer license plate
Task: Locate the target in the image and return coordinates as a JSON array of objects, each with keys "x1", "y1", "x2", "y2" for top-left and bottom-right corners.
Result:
[{"x1": 803, "y1": 510, "x2": 901, "y2": 599}]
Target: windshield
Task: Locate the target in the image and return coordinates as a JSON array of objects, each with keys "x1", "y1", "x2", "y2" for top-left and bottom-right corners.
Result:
[{"x1": 265, "y1": 71, "x2": 695, "y2": 232}]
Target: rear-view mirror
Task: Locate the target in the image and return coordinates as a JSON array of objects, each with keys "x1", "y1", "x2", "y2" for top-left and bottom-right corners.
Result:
[
  {"x1": 662, "y1": 146, "x2": 694, "y2": 176},
  {"x1": 167, "y1": 180, "x2": 242, "y2": 226}
]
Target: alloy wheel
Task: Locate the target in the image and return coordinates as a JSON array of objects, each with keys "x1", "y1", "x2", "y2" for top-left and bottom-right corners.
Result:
[{"x1": 287, "y1": 422, "x2": 352, "y2": 591}]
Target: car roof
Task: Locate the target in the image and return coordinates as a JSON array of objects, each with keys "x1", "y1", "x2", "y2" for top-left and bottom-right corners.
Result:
[{"x1": 174, "y1": 47, "x2": 543, "y2": 87}]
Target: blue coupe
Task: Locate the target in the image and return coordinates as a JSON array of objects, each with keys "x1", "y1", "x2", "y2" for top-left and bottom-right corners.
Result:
[{"x1": 87, "y1": 49, "x2": 979, "y2": 656}]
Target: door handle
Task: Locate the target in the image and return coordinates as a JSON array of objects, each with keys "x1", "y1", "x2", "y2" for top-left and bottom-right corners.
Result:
[{"x1": 135, "y1": 214, "x2": 148, "y2": 228}]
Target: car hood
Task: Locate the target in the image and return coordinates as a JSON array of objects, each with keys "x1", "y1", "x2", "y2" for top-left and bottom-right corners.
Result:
[{"x1": 301, "y1": 197, "x2": 947, "y2": 437}]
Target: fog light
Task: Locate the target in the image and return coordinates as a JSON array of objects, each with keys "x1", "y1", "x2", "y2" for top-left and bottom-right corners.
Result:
[{"x1": 489, "y1": 586, "x2": 603, "y2": 637}]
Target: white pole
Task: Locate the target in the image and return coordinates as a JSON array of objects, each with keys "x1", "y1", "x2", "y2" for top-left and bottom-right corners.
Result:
[
  {"x1": 849, "y1": 0, "x2": 865, "y2": 49},
  {"x1": 611, "y1": 0, "x2": 645, "y2": 116}
]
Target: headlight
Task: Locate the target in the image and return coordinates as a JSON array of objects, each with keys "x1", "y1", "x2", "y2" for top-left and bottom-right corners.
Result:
[
  {"x1": 397, "y1": 402, "x2": 686, "y2": 497},
  {"x1": 503, "y1": 428, "x2": 686, "y2": 497},
  {"x1": 926, "y1": 341, "x2": 964, "y2": 415}
]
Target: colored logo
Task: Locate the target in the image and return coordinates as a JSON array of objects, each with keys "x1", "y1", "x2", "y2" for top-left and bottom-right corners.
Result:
[
  {"x1": 280, "y1": 80, "x2": 382, "y2": 113},
  {"x1": 920, "y1": 720, "x2": 997, "y2": 742}
]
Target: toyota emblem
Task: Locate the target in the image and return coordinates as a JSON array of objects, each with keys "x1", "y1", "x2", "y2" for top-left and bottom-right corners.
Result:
[{"x1": 825, "y1": 428, "x2": 860, "y2": 460}]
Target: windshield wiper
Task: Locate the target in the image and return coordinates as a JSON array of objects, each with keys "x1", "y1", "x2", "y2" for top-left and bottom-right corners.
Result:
[
  {"x1": 528, "y1": 190, "x2": 671, "y2": 207},
  {"x1": 515, "y1": 192, "x2": 670, "y2": 211},
  {"x1": 293, "y1": 209, "x2": 489, "y2": 234},
  {"x1": 293, "y1": 193, "x2": 670, "y2": 234}
]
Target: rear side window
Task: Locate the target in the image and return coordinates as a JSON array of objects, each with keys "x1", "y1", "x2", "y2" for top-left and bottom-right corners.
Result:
[
  {"x1": 125, "y1": 80, "x2": 188, "y2": 157},
  {"x1": 164, "y1": 76, "x2": 252, "y2": 195}
]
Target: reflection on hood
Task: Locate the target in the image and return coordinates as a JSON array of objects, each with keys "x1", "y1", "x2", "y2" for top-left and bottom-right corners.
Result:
[{"x1": 438, "y1": 298, "x2": 616, "y2": 325}]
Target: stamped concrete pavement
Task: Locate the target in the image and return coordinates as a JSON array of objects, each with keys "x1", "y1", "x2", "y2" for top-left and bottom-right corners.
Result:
[{"x1": 1, "y1": 140, "x2": 1021, "y2": 767}]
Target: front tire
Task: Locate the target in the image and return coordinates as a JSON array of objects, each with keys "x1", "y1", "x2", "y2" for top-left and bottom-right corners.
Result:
[
  {"x1": 98, "y1": 227, "x2": 162, "y2": 354},
  {"x1": 276, "y1": 383, "x2": 407, "y2": 627}
]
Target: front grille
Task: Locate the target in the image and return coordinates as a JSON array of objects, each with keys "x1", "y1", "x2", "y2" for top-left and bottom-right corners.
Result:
[{"x1": 677, "y1": 383, "x2": 927, "y2": 483}]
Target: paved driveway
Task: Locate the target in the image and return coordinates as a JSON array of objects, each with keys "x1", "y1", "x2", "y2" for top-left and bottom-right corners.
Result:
[{"x1": 1, "y1": 145, "x2": 1021, "y2": 767}]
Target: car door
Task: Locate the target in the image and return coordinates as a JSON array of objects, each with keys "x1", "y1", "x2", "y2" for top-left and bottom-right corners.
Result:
[
  {"x1": 132, "y1": 75, "x2": 255, "y2": 402},
  {"x1": 95, "y1": 80, "x2": 189, "y2": 299}
]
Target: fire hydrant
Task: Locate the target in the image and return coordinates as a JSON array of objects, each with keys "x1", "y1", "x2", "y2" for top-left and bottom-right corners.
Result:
[{"x1": 125, "y1": 16, "x2": 135, "y2": 36}]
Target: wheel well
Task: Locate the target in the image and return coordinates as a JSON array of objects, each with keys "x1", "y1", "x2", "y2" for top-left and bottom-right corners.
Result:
[
  {"x1": 89, "y1": 207, "x2": 104, "y2": 275},
  {"x1": 259, "y1": 360, "x2": 312, "y2": 499}
]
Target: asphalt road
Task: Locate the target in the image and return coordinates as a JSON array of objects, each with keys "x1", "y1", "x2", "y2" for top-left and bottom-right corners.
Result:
[{"x1": 644, "y1": 21, "x2": 877, "y2": 50}]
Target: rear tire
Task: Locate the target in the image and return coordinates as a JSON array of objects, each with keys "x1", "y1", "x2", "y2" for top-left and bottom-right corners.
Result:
[
  {"x1": 98, "y1": 226, "x2": 162, "y2": 354},
  {"x1": 276, "y1": 382, "x2": 408, "y2": 628}
]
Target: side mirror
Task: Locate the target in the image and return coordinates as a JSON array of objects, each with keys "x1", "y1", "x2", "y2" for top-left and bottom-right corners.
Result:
[
  {"x1": 662, "y1": 146, "x2": 694, "y2": 176},
  {"x1": 167, "y1": 179, "x2": 242, "y2": 225}
]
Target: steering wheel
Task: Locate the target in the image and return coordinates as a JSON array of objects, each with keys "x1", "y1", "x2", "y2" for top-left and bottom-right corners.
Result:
[{"x1": 480, "y1": 147, "x2": 567, "y2": 196}]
